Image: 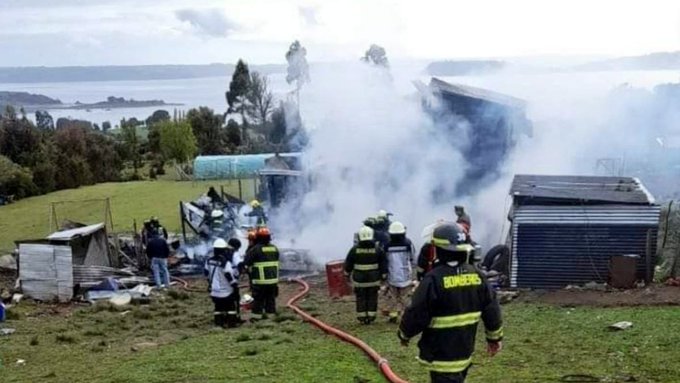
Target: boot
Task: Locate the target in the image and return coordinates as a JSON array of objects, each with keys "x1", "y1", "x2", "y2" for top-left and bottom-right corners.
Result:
[{"x1": 214, "y1": 313, "x2": 225, "y2": 327}]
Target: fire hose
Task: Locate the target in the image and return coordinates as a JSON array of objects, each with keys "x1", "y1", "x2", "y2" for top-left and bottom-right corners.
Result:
[{"x1": 286, "y1": 278, "x2": 410, "y2": 383}]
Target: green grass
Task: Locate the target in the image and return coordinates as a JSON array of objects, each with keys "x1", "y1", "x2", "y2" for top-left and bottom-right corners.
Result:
[
  {"x1": 0, "y1": 178, "x2": 259, "y2": 253},
  {"x1": 1, "y1": 282, "x2": 679, "y2": 383}
]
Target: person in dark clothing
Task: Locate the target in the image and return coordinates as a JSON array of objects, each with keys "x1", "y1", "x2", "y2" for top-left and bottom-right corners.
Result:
[
  {"x1": 344, "y1": 226, "x2": 387, "y2": 324},
  {"x1": 141, "y1": 220, "x2": 153, "y2": 247},
  {"x1": 246, "y1": 200, "x2": 268, "y2": 226},
  {"x1": 146, "y1": 235, "x2": 170, "y2": 289},
  {"x1": 399, "y1": 223, "x2": 503, "y2": 383},
  {"x1": 416, "y1": 242, "x2": 437, "y2": 281},
  {"x1": 205, "y1": 238, "x2": 241, "y2": 327},
  {"x1": 243, "y1": 227, "x2": 279, "y2": 321},
  {"x1": 207, "y1": 186, "x2": 223, "y2": 206},
  {"x1": 150, "y1": 216, "x2": 168, "y2": 240}
]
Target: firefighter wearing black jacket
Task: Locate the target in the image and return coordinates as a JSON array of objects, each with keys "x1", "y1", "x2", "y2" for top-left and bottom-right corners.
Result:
[
  {"x1": 243, "y1": 227, "x2": 280, "y2": 321},
  {"x1": 344, "y1": 225, "x2": 387, "y2": 324},
  {"x1": 398, "y1": 223, "x2": 503, "y2": 383}
]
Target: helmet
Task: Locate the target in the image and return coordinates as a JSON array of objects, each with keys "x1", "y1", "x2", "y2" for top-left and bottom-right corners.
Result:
[
  {"x1": 151, "y1": 216, "x2": 159, "y2": 224},
  {"x1": 213, "y1": 238, "x2": 228, "y2": 249},
  {"x1": 211, "y1": 210, "x2": 224, "y2": 219},
  {"x1": 432, "y1": 223, "x2": 467, "y2": 251},
  {"x1": 378, "y1": 210, "x2": 388, "y2": 219},
  {"x1": 358, "y1": 226, "x2": 374, "y2": 242},
  {"x1": 250, "y1": 200, "x2": 261, "y2": 208},
  {"x1": 228, "y1": 238, "x2": 242, "y2": 251},
  {"x1": 256, "y1": 227, "x2": 271, "y2": 238},
  {"x1": 388, "y1": 221, "x2": 406, "y2": 235},
  {"x1": 432, "y1": 223, "x2": 474, "y2": 263}
]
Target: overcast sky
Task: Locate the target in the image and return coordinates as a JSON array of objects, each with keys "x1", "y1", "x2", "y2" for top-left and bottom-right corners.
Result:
[{"x1": 1, "y1": 0, "x2": 679, "y2": 67}]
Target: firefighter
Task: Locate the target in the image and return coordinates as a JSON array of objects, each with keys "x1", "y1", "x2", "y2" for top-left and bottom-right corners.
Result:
[
  {"x1": 398, "y1": 223, "x2": 503, "y2": 383},
  {"x1": 364, "y1": 217, "x2": 389, "y2": 250},
  {"x1": 416, "y1": 242, "x2": 436, "y2": 281},
  {"x1": 385, "y1": 221, "x2": 416, "y2": 322},
  {"x1": 205, "y1": 238, "x2": 241, "y2": 328},
  {"x1": 344, "y1": 226, "x2": 387, "y2": 324},
  {"x1": 246, "y1": 200, "x2": 268, "y2": 226},
  {"x1": 243, "y1": 227, "x2": 280, "y2": 321}
]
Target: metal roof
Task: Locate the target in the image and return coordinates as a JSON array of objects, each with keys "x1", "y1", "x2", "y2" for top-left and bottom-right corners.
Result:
[
  {"x1": 429, "y1": 77, "x2": 527, "y2": 109},
  {"x1": 510, "y1": 174, "x2": 655, "y2": 205},
  {"x1": 47, "y1": 223, "x2": 105, "y2": 241}
]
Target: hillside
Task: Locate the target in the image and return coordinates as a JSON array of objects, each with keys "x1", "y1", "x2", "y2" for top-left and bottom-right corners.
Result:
[{"x1": 577, "y1": 51, "x2": 680, "y2": 71}]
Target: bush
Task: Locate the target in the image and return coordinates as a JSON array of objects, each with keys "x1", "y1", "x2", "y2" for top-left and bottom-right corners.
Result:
[{"x1": 0, "y1": 155, "x2": 38, "y2": 199}]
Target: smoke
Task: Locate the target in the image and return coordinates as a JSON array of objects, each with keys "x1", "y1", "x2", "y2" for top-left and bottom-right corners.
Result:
[
  {"x1": 269, "y1": 62, "x2": 680, "y2": 264},
  {"x1": 270, "y1": 62, "x2": 470, "y2": 262}
]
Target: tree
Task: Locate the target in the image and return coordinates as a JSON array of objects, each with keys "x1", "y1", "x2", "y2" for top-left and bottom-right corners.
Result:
[
  {"x1": 35, "y1": 110, "x2": 54, "y2": 130},
  {"x1": 120, "y1": 119, "x2": 142, "y2": 175},
  {"x1": 247, "y1": 72, "x2": 274, "y2": 125},
  {"x1": 226, "y1": 59, "x2": 252, "y2": 123},
  {"x1": 186, "y1": 107, "x2": 225, "y2": 155},
  {"x1": 362, "y1": 44, "x2": 389, "y2": 67},
  {"x1": 285, "y1": 40, "x2": 310, "y2": 90},
  {"x1": 270, "y1": 102, "x2": 287, "y2": 145},
  {"x1": 159, "y1": 120, "x2": 197, "y2": 164},
  {"x1": 53, "y1": 126, "x2": 93, "y2": 189},
  {"x1": 102, "y1": 121, "x2": 112, "y2": 133},
  {"x1": 56, "y1": 118, "x2": 92, "y2": 130},
  {"x1": 146, "y1": 110, "x2": 171, "y2": 127},
  {"x1": 225, "y1": 119, "x2": 241, "y2": 148},
  {"x1": 0, "y1": 155, "x2": 38, "y2": 198},
  {"x1": 0, "y1": 107, "x2": 40, "y2": 166}
]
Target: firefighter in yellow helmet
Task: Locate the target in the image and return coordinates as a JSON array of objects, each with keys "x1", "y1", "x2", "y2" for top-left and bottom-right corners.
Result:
[
  {"x1": 344, "y1": 225, "x2": 387, "y2": 324},
  {"x1": 246, "y1": 199, "x2": 268, "y2": 226}
]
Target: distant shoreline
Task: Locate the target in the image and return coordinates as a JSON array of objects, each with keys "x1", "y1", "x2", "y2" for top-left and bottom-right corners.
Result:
[{"x1": 0, "y1": 91, "x2": 182, "y2": 111}]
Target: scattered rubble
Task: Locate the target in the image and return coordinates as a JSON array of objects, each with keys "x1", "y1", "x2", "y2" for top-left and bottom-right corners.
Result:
[{"x1": 608, "y1": 321, "x2": 633, "y2": 331}]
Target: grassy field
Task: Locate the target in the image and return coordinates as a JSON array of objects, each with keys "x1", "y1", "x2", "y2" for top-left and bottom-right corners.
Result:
[
  {"x1": 0, "y1": 178, "x2": 258, "y2": 254},
  {"x1": 1, "y1": 279, "x2": 679, "y2": 383}
]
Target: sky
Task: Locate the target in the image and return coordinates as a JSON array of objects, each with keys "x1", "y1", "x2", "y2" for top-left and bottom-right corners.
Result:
[{"x1": 0, "y1": 0, "x2": 679, "y2": 66}]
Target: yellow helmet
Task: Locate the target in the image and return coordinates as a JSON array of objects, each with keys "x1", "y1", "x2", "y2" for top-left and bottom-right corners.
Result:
[{"x1": 250, "y1": 200, "x2": 261, "y2": 208}]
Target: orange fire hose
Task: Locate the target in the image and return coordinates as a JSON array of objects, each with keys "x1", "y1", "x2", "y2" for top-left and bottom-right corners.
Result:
[{"x1": 286, "y1": 278, "x2": 410, "y2": 383}]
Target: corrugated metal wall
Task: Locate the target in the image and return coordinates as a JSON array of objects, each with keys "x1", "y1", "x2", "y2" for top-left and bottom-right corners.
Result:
[{"x1": 510, "y1": 205, "x2": 660, "y2": 289}]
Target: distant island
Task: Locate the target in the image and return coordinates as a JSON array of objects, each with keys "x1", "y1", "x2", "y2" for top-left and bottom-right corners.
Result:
[
  {"x1": 0, "y1": 63, "x2": 286, "y2": 84},
  {"x1": 0, "y1": 91, "x2": 179, "y2": 110}
]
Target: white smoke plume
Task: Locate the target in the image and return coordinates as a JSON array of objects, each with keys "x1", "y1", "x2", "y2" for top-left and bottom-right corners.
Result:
[{"x1": 270, "y1": 62, "x2": 680, "y2": 264}]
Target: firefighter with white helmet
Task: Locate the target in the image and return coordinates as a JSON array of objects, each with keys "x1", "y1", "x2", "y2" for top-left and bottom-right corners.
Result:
[
  {"x1": 205, "y1": 238, "x2": 242, "y2": 328},
  {"x1": 344, "y1": 226, "x2": 387, "y2": 324},
  {"x1": 384, "y1": 221, "x2": 416, "y2": 322}
]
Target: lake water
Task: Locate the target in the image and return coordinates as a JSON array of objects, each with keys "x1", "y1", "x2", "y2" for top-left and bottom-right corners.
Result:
[{"x1": 1, "y1": 69, "x2": 679, "y2": 126}]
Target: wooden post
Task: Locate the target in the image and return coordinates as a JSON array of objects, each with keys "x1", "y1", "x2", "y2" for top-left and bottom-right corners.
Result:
[
  {"x1": 238, "y1": 179, "x2": 243, "y2": 201},
  {"x1": 645, "y1": 229, "x2": 653, "y2": 285},
  {"x1": 180, "y1": 201, "x2": 187, "y2": 242}
]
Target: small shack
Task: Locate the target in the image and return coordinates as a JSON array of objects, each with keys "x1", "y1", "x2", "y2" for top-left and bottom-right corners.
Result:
[
  {"x1": 507, "y1": 175, "x2": 660, "y2": 289},
  {"x1": 18, "y1": 223, "x2": 113, "y2": 301}
]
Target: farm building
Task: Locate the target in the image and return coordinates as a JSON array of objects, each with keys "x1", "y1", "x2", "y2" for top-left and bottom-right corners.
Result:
[{"x1": 507, "y1": 175, "x2": 660, "y2": 289}]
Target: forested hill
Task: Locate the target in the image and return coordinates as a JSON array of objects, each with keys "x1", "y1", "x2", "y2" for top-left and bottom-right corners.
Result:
[
  {"x1": 0, "y1": 63, "x2": 286, "y2": 83},
  {"x1": 0, "y1": 91, "x2": 61, "y2": 106}
]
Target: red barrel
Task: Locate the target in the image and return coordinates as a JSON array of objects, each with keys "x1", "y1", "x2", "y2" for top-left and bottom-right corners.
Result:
[{"x1": 326, "y1": 260, "x2": 352, "y2": 298}]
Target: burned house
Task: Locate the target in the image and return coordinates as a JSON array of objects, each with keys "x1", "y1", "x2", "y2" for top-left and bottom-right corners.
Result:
[
  {"x1": 415, "y1": 78, "x2": 533, "y2": 196},
  {"x1": 507, "y1": 175, "x2": 660, "y2": 289}
]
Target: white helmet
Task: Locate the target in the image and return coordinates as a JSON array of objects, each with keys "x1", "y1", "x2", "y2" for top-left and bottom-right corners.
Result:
[
  {"x1": 377, "y1": 209, "x2": 388, "y2": 218},
  {"x1": 211, "y1": 210, "x2": 224, "y2": 218},
  {"x1": 213, "y1": 238, "x2": 228, "y2": 249},
  {"x1": 358, "y1": 226, "x2": 374, "y2": 242},
  {"x1": 388, "y1": 221, "x2": 406, "y2": 235}
]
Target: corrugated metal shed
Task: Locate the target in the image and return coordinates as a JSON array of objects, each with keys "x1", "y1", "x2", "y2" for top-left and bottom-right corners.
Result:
[
  {"x1": 18, "y1": 244, "x2": 73, "y2": 302},
  {"x1": 511, "y1": 175, "x2": 655, "y2": 205},
  {"x1": 508, "y1": 175, "x2": 660, "y2": 289}
]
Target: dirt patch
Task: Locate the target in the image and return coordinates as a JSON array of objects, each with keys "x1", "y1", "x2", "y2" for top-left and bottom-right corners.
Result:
[{"x1": 516, "y1": 285, "x2": 680, "y2": 307}]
